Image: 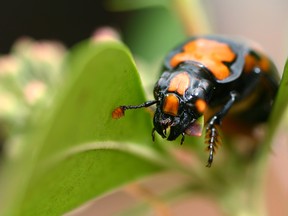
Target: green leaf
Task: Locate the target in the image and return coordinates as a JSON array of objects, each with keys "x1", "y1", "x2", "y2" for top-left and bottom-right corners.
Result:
[
  {"x1": 123, "y1": 7, "x2": 186, "y2": 62},
  {"x1": 267, "y1": 60, "x2": 288, "y2": 136},
  {"x1": 0, "y1": 40, "x2": 166, "y2": 216},
  {"x1": 37, "y1": 41, "x2": 158, "y2": 159}
]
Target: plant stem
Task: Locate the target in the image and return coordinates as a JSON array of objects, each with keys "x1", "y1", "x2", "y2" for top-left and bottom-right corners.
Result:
[{"x1": 171, "y1": 0, "x2": 212, "y2": 35}]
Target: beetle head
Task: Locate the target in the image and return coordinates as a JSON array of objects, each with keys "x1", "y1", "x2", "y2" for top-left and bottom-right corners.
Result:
[{"x1": 153, "y1": 93, "x2": 204, "y2": 140}]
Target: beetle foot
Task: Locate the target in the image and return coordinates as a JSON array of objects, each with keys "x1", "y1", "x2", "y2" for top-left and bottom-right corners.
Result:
[
  {"x1": 180, "y1": 133, "x2": 185, "y2": 145},
  {"x1": 205, "y1": 125, "x2": 222, "y2": 167}
]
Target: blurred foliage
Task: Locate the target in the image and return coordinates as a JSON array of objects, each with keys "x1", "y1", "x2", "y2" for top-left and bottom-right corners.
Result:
[
  {"x1": 0, "y1": 1, "x2": 287, "y2": 216},
  {"x1": 0, "y1": 38, "x2": 66, "y2": 156},
  {"x1": 0, "y1": 38, "x2": 166, "y2": 216}
]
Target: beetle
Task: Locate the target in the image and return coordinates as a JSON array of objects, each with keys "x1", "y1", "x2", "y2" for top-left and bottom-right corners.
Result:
[{"x1": 112, "y1": 35, "x2": 279, "y2": 167}]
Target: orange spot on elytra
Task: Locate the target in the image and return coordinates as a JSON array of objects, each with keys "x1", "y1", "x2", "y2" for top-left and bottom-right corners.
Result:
[
  {"x1": 244, "y1": 54, "x2": 256, "y2": 73},
  {"x1": 170, "y1": 38, "x2": 236, "y2": 80},
  {"x1": 244, "y1": 53, "x2": 270, "y2": 73},
  {"x1": 168, "y1": 72, "x2": 190, "y2": 95},
  {"x1": 195, "y1": 99, "x2": 207, "y2": 113},
  {"x1": 163, "y1": 94, "x2": 179, "y2": 116},
  {"x1": 259, "y1": 57, "x2": 270, "y2": 72}
]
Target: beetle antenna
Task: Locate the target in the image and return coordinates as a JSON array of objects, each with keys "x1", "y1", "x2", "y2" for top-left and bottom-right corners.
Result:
[{"x1": 112, "y1": 100, "x2": 157, "y2": 119}]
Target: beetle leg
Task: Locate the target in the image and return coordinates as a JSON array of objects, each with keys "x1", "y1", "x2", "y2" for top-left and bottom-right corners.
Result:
[
  {"x1": 180, "y1": 133, "x2": 185, "y2": 145},
  {"x1": 205, "y1": 126, "x2": 221, "y2": 167},
  {"x1": 152, "y1": 128, "x2": 156, "y2": 142},
  {"x1": 205, "y1": 91, "x2": 239, "y2": 167},
  {"x1": 112, "y1": 100, "x2": 158, "y2": 119}
]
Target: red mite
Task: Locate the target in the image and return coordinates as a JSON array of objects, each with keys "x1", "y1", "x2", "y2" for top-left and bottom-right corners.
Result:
[{"x1": 112, "y1": 35, "x2": 279, "y2": 167}]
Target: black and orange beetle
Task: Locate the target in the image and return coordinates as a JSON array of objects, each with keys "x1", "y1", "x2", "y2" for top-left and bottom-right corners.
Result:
[{"x1": 112, "y1": 35, "x2": 279, "y2": 167}]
